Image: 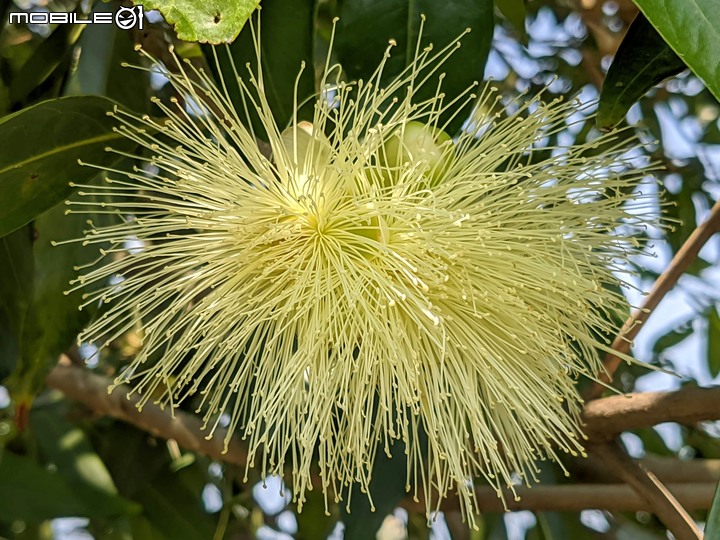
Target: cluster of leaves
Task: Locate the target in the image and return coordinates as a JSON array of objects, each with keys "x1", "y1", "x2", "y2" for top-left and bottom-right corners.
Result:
[{"x1": 0, "y1": 0, "x2": 719, "y2": 538}]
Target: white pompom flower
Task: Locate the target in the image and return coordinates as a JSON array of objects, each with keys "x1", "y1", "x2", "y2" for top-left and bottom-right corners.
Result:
[{"x1": 66, "y1": 26, "x2": 656, "y2": 522}]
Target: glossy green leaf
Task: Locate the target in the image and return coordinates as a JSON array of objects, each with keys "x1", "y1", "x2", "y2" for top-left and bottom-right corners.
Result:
[
  {"x1": 0, "y1": 225, "x2": 34, "y2": 381},
  {"x1": 65, "y1": 2, "x2": 149, "y2": 113},
  {"x1": 0, "y1": 450, "x2": 113, "y2": 521},
  {"x1": 706, "y1": 481, "x2": 720, "y2": 539},
  {"x1": 203, "y1": 0, "x2": 315, "y2": 140},
  {"x1": 708, "y1": 306, "x2": 720, "y2": 378},
  {"x1": 0, "y1": 96, "x2": 134, "y2": 237},
  {"x1": 597, "y1": 13, "x2": 686, "y2": 129},
  {"x1": 141, "y1": 0, "x2": 260, "y2": 43},
  {"x1": 633, "y1": 0, "x2": 720, "y2": 103},
  {"x1": 336, "y1": 0, "x2": 493, "y2": 134}
]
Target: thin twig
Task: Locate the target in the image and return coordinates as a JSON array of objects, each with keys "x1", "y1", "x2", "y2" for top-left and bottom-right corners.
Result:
[
  {"x1": 585, "y1": 197, "x2": 720, "y2": 401},
  {"x1": 591, "y1": 441, "x2": 703, "y2": 540}
]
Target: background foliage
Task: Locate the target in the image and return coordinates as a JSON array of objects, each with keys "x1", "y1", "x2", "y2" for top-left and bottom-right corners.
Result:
[{"x1": 0, "y1": 0, "x2": 719, "y2": 538}]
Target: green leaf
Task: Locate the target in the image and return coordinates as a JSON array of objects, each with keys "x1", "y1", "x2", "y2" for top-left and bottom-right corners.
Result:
[
  {"x1": 664, "y1": 168, "x2": 702, "y2": 255},
  {"x1": 0, "y1": 225, "x2": 34, "y2": 381},
  {"x1": 64, "y1": 3, "x2": 149, "y2": 113},
  {"x1": 635, "y1": 426, "x2": 672, "y2": 456},
  {"x1": 203, "y1": 0, "x2": 315, "y2": 140},
  {"x1": 295, "y1": 489, "x2": 337, "y2": 539},
  {"x1": 0, "y1": 95, "x2": 134, "y2": 237},
  {"x1": 597, "y1": 13, "x2": 686, "y2": 129},
  {"x1": 706, "y1": 481, "x2": 720, "y2": 539},
  {"x1": 633, "y1": 0, "x2": 720, "y2": 103},
  {"x1": 651, "y1": 321, "x2": 694, "y2": 357},
  {"x1": 341, "y1": 441, "x2": 408, "y2": 540},
  {"x1": 29, "y1": 401, "x2": 140, "y2": 518},
  {"x1": 9, "y1": 22, "x2": 84, "y2": 107},
  {"x1": 94, "y1": 423, "x2": 217, "y2": 539},
  {"x1": 8, "y1": 185, "x2": 114, "y2": 402},
  {"x1": 140, "y1": 0, "x2": 260, "y2": 43},
  {"x1": 336, "y1": 0, "x2": 494, "y2": 134},
  {"x1": 708, "y1": 306, "x2": 720, "y2": 378},
  {"x1": 0, "y1": 450, "x2": 114, "y2": 521}
]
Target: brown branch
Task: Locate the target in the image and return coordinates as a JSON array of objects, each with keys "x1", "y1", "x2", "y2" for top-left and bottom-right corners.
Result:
[
  {"x1": 402, "y1": 482, "x2": 717, "y2": 513},
  {"x1": 48, "y1": 364, "x2": 720, "y2": 464},
  {"x1": 583, "y1": 385, "x2": 720, "y2": 439},
  {"x1": 571, "y1": 454, "x2": 720, "y2": 484},
  {"x1": 45, "y1": 363, "x2": 720, "y2": 520},
  {"x1": 45, "y1": 360, "x2": 248, "y2": 467},
  {"x1": 586, "y1": 197, "x2": 720, "y2": 401},
  {"x1": 591, "y1": 441, "x2": 703, "y2": 540}
]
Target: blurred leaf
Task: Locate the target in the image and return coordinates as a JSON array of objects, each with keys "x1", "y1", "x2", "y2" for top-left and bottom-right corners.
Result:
[
  {"x1": 634, "y1": 0, "x2": 720, "y2": 103},
  {"x1": 597, "y1": 13, "x2": 686, "y2": 129},
  {"x1": 336, "y1": 0, "x2": 493, "y2": 134},
  {"x1": 94, "y1": 423, "x2": 217, "y2": 539},
  {"x1": 341, "y1": 441, "x2": 408, "y2": 540},
  {"x1": 706, "y1": 481, "x2": 720, "y2": 539},
  {"x1": 0, "y1": 450, "x2": 115, "y2": 522},
  {"x1": 496, "y1": 0, "x2": 526, "y2": 39},
  {"x1": 28, "y1": 401, "x2": 140, "y2": 517},
  {"x1": 65, "y1": 3, "x2": 149, "y2": 113},
  {"x1": 9, "y1": 23, "x2": 84, "y2": 107},
  {"x1": 684, "y1": 256, "x2": 712, "y2": 277},
  {"x1": 486, "y1": 514, "x2": 509, "y2": 540},
  {"x1": 665, "y1": 178, "x2": 698, "y2": 255},
  {"x1": 651, "y1": 321, "x2": 694, "y2": 357},
  {"x1": 0, "y1": 0, "x2": 11, "y2": 22},
  {"x1": 0, "y1": 225, "x2": 34, "y2": 381},
  {"x1": 126, "y1": 515, "x2": 167, "y2": 540},
  {"x1": 708, "y1": 306, "x2": 720, "y2": 378},
  {"x1": 136, "y1": 475, "x2": 217, "y2": 540},
  {"x1": 204, "y1": 0, "x2": 315, "y2": 140},
  {"x1": 686, "y1": 426, "x2": 720, "y2": 458},
  {"x1": 296, "y1": 489, "x2": 336, "y2": 540},
  {"x1": 635, "y1": 427, "x2": 672, "y2": 456},
  {"x1": 527, "y1": 463, "x2": 566, "y2": 540},
  {"x1": 94, "y1": 423, "x2": 170, "y2": 498},
  {"x1": 7, "y1": 190, "x2": 110, "y2": 405},
  {"x1": 31, "y1": 402, "x2": 121, "y2": 494},
  {"x1": 0, "y1": 96, "x2": 133, "y2": 237},
  {"x1": 141, "y1": 0, "x2": 260, "y2": 43}
]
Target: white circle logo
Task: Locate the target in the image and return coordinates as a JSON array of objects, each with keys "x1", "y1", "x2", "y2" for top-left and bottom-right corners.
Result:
[{"x1": 115, "y1": 6, "x2": 139, "y2": 29}]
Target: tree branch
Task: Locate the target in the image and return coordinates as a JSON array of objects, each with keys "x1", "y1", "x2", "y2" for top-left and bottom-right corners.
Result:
[
  {"x1": 585, "y1": 197, "x2": 720, "y2": 401},
  {"x1": 46, "y1": 360, "x2": 248, "y2": 467},
  {"x1": 582, "y1": 385, "x2": 720, "y2": 439},
  {"x1": 591, "y1": 441, "x2": 703, "y2": 540},
  {"x1": 402, "y1": 482, "x2": 716, "y2": 513},
  {"x1": 49, "y1": 364, "x2": 720, "y2": 465}
]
